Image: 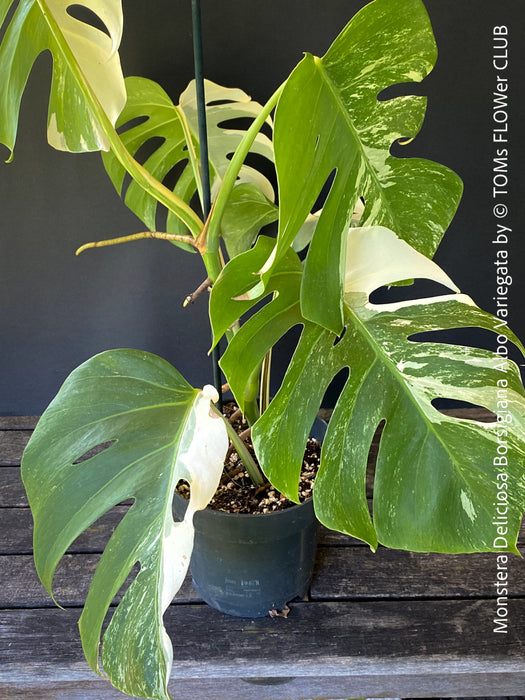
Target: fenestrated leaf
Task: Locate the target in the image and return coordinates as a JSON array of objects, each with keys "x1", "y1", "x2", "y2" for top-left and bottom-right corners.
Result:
[
  {"x1": 179, "y1": 79, "x2": 274, "y2": 200},
  {"x1": 263, "y1": 0, "x2": 463, "y2": 334},
  {"x1": 214, "y1": 226, "x2": 525, "y2": 554},
  {"x1": 0, "y1": 0, "x2": 126, "y2": 156},
  {"x1": 21, "y1": 350, "x2": 228, "y2": 700},
  {"x1": 102, "y1": 77, "x2": 274, "y2": 245}
]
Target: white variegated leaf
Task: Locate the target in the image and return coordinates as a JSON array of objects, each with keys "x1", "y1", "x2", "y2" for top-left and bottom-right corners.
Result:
[
  {"x1": 21, "y1": 352, "x2": 228, "y2": 700},
  {"x1": 0, "y1": 0, "x2": 126, "y2": 155},
  {"x1": 179, "y1": 80, "x2": 274, "y2": 201},
  {"x1": 344, "y1": 225, "x2": 460, "y2": 300}
]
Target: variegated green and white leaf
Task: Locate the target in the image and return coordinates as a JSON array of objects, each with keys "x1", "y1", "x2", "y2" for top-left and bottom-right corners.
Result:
[
  {"x1": 211, "y1": 227, "x2": 525, "y2": 554},
  {"x1": 179, "y1": 79, "x2": 274, "y2": 200},
  {"x1": 21, "y1": 350, "x2": 228, "y2": 700},
  {"x1": 263, "y1": 0, "x2": 463, "y2": 334},
  {"x1": 0, "y1": 0, "x2": 126, "y2": 156},
  {"x1": 102, "y1": 77, "x2": 274, "y2": 250}
]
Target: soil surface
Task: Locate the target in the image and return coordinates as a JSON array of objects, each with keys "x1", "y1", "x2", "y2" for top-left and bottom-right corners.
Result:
[{"x1": 177, "y1": 402, "x2": 321, "y2": 514}]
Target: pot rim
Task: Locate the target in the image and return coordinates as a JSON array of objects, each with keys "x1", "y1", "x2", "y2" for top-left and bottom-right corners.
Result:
[
  {"x1": 174, "y1": 415, "x2": 326, "y2": 521},
  {"x1": 174, "y1": 490, "x2": 315, "y2": 521}
]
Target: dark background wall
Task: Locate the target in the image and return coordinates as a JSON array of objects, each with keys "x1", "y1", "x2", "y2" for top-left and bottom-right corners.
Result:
[{"x1": 1, "y1": 0, "x2": 524, "y2": 415}]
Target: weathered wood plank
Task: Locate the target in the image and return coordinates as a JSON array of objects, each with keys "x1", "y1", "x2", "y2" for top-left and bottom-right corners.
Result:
[
  {"x1": 1, "y1": 600, "x2": 524, "y2": 698},
  {"x1": 0, "y1": 462, "x2": 133, "y2": 508},
  {"x1": 0, "y1": 467, "x2": 26, "y2": 506},
  {"x1": 3, "y1": 541, "x2": 523, "y2": 608},
  {"x1": 2, "y1": 679, "x2": 524, "y2": 700},
  {"x1": 311, "y1": 545, "x2": 525, "y2": 600},
  {"x1": 0, "y1": 504, "x2": 364, "y2": 552},
  {"x1": 0, "y1": 430, "x2": 31, "y2": 466},
  {"x1": 0, "y1": 416, "x2": 39, "y2": 430},
  {"x1": 0, "y1": 506, "x2": 130, "y2": 554},
  {"x1": 0, "y1": 554, "x2": 198, "y2": 607}
]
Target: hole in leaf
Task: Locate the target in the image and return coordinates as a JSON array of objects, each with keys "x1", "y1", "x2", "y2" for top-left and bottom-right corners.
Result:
[
  {"x1": 312, "y1": 169, "x2": 336, "y2": 213},
  {"x1": 160, "y1": 157, "x2": 189, "y2": 194},
  {"x1": 269, "y1": 325, "x2": 303, "y2": 392},
  {"x1": 408, "y1": 326, "x2": 506, "y2": 353},
  {"x1": 333, "y1": 327, "x2": 346, "y2": 347},
  {"x1": 188, "y1": 190, "x2": 204, "y2": 222},
  {"x1": 431, "y1": 398, "x2": 496, "y2": 422},
  {"x1": 377, "y1": 82, "x2": 425, "y2": 102},
  {"x1": 99, "y1": 560, "x2": 141, "y2": 648},
  {"x1": 175, "y1": 479, "x2": 190, "y2": 500},
  {"x1": 66, "y1": 5, "x2": 110, "y2": 37},
  {"x1": 367, "y1": 420, "x2": 385, "y2": 500},
  {"x1": 259, "y1": 120, "x2": 273, "y2": 140},
  {"x1": 50, "y1": 504, "x2": 134, "y2": 609},
  {"x1": 369, "y1": 278, "x2": 454, "y2": 305},
  {"x1": 73, "y1": 440, "x2": 116, "y2": 465},
  {"x1": 215, "y1": 115, "x2": 273, "y2": 143},
  {"x1": 217, "y1": 115, "x2": 253, "y2": 131},
  {"x1": 321, "y1": 367, "x2": 349, "y2": 410},
  {"x1": 132, "y1": 136, "x2": 165, "y2": 168},
  {"x1": 239, "y1": 150, "x2": 276, "y2": 188},
  {"x1": 117, "y1": 115, "x2": 149, "y2": 135}
]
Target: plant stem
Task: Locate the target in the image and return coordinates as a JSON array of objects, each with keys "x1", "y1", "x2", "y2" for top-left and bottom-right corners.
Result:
[
  {"x1": 202, "y1": 82, "x2": 284, "y2": 273},
  {"x1": 183, "y1": 277, "x2": 212, "y2": 307},
  {"x1": 75, "y1": 231, "x2": 199, "y2": 256},
  {"x1": 191, "y1": 0, "x2": 212, "y2": 219},
  {"x1": 210, "y1": 404, "x2": 265, "y2": 486},
  {"x1": 175, "y1": 104, "x2": 204, "y2": 206}
]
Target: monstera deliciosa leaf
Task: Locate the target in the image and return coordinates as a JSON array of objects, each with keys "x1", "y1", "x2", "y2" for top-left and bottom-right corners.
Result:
[
  {"x1": 21, "y1": 350, "x2": 228, "y2": 700},
  {"x1": 102, "y1": 77, "x2": 275, "y2": 252},
  {"x1": 0, "y1": 0, "x2": 126, "y2": 156},
  {"x1": 210, "y1": 229, "x2": 525, "y2": 554},
  {"x1": 261, "y1": 0, "x2": 463, "y2": 334}
]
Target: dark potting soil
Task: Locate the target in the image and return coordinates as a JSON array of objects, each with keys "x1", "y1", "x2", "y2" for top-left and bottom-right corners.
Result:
[{"x1": 176, "y1": 402, "x2": 321, "y2": 515}]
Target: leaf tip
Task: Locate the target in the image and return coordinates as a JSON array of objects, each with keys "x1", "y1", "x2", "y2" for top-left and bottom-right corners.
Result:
[{"x1": 202, "y1": 384, "x2": 220, "y2": 406}]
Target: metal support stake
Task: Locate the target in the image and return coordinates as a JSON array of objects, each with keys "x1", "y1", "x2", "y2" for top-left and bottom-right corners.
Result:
[{"x1": 191, "y1": 0, "x2": 223, "y2": 410}]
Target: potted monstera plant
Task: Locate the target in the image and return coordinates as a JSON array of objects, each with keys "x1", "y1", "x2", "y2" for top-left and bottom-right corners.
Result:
[{"x1": 2, "y1": 0, "x2": 524, "y2": 698}]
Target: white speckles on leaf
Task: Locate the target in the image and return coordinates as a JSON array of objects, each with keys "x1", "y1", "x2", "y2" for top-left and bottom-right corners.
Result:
[{"x1": 460, "y1": 490, "x2": 477, "y2": 522}]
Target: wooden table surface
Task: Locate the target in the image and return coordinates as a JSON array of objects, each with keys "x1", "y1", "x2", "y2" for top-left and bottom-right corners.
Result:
[{"x1": 1, "y1": 415, "x2": 524, "y2": 700}]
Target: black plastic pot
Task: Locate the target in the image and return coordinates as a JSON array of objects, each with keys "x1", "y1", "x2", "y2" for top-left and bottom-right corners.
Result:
[{"x1": 175, "y1": 418, "x2": 325, "y2": 618}]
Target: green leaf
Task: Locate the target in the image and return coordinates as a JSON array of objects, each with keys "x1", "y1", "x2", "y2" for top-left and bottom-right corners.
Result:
[
  {"x1": 210, "y1": 235, "x2": 303, "y2": 407},
  {"x1": 292, "y1": 199, "x2": 365, "y2": 254},
  {"x1": 221, "y1": 183, "x2": 278, "y2": 258},
  {"x1": 21, "y1": 350, "x2": 228, "y2": 700},
  {"x1": 102, "y1": 77, "x2": 274, "y2": 242},
  {"x1": 265, "y1": 0, "x2": 463, "y2": 333},
  {"x1": 0, "y1": 0, "x2": 126, "y2": 157},
  {"x1": 217, "y1": 226, "x2": 525, "y2": 554}
]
